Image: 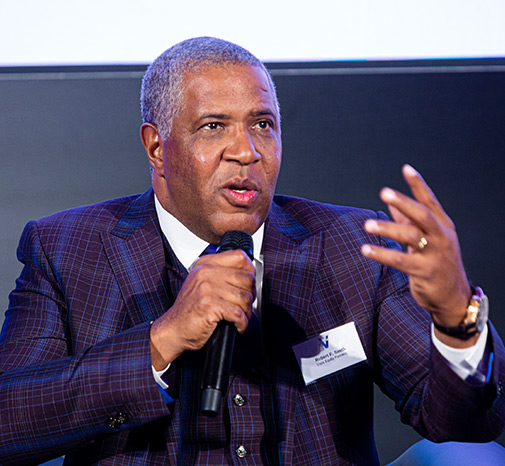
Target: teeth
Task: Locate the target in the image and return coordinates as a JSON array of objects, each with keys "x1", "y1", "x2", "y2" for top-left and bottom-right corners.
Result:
[{"x1": 232, "y1": 188, "x2": 248, "y2": 193}]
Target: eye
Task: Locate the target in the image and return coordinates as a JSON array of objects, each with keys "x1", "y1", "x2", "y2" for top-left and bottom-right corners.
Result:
[
  {"x1": 254, "y1": 120, "x2": 273, "y2": 130},
  {"x1": 202, "y1": 122, "x2": 221, "y2": 130}
]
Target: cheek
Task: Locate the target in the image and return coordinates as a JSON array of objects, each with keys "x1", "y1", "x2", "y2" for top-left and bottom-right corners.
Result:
[
  {"x1": 163, "y1": 157, "x2": 199, "y2": 203},
  {"x1": 177, "y1": 156, "x2": 218, "y2": 203},
  {"x1": 164, "y1": 147, "x2": 204, "y2": 183},
  {"x1": 264, "y1": 150, "x2": 281, "y2": 184},
  {"x1": 190, "y1": 139, "x2": 222, "y2": 171},
  {"x1": 165, "y1": 163, "x2": 189, "y2": 191},
  {"x1": 196, "y1": 154, "x2": 218, "y2": 173}
]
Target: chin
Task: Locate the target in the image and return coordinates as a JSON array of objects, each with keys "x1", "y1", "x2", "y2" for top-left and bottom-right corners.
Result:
[{"x1": 214, "y1": 214, "x2": 263, "y2": 237}]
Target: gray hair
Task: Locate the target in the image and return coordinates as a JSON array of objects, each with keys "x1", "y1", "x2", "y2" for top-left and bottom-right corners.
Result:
[{"x1": 140, "y1": 36, "x2": 279, "y2": 140}]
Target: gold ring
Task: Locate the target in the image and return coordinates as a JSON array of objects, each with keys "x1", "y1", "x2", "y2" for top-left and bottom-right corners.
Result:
[{"x1": 416, "y1": 236, "x2": 428, "y2": 251}]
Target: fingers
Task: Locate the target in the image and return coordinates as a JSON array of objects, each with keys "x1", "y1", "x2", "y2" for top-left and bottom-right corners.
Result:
[
  {"x1": 387, "y1": 203, "x2": 410, "y2": 226},
  {"x1": 194, "y1": 251, "x2": 256, "y2": 289},
  {"x1": 195, "y1": 249, "x2": 256, "y2": 273},
  {"x1": 363, "y1": 165, "x2": 449, "y2": 263},
  {"x1": 150, "y1": 250, "x2": 257, "y2": 366},
  {"x1": 380, "y1": 186, "x2": 439, "y2": 235},
  {"x1": 402, "y1": 164, "x2": 445, "y2": 220},
  {"x1": 215, "y1": 295, "x2": 252, "y2": 333},
  {"x1": 193, "y1": 273, "x2": 255, "y2": 323},
  {"x1": 364, "y1": 218, "x2": 428, "y2": 254},
  {"x1": 192, "y1": 250, "x2": 256, "y2": 314},
  {"x1": 361, "y1": 242, "x2": 427, "y2": 276},
  {"x1": 381, "y1": 165, "x2": 453, "y2": 230},
  {"x1": 187, "y1": 250, "x2": 256, "y2": 322}
]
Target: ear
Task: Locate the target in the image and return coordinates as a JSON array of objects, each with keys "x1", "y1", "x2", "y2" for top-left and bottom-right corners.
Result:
[{"x1": 140, "y1": 123, "x2": 164, "y2": 175}]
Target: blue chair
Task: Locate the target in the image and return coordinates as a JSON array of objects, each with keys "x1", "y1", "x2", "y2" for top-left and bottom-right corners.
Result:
[
  {"x1": 389, "y1": 440, "x2": 505, "y2": 465},
  {"x1": 38, "y1": 458, "x2": 64, "y2": 466}
]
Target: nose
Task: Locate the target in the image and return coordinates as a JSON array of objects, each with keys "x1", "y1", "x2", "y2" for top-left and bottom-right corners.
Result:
[{"x1": 223, "y1": 127, "x2": 261, "y2": 165}]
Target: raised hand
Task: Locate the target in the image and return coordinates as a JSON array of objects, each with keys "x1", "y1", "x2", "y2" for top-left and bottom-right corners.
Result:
[{"x1": 361, "y1": 164, "x2": 474, "y2": 346}]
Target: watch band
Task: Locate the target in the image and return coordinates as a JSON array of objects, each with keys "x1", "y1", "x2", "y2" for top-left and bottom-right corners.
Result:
[{"x1": 433, "y1": 287, "x2": 489, "y2": 340}]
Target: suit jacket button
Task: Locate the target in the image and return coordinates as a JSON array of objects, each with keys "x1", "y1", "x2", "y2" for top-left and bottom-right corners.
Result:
[
  {"x1": 107, "y1": 412, "x2": 129, "y2": 429},
  {"x1": 235, "y1": 445, "x2": 248, "y2": 458},
  {"x1": 233, "y1": 394, "x2": 246, "y2": 407}
]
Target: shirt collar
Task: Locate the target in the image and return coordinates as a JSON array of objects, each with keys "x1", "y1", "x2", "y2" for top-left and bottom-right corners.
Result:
[{"x1": 155, "y1": 194, "x2": 264, "y2": 270}]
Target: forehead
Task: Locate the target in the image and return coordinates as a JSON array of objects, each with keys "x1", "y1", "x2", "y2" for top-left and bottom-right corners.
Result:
[{"x1": 179, "y1": 64, "x2": 278, "y2": 116}]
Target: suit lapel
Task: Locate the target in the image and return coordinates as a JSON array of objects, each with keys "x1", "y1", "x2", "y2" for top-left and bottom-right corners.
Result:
[
  {"x1": 262, "y1": 199, "x2": 324, "y2": 374},
  {"x1": 263, "y1": 200, "x2": 323, "y2": 338},
  {"x1": 262, "y1": 199, "x2": 328, "y2": 464},
  {"x1": 100, "y1": 188, "x2": 171, "y2": 325}
]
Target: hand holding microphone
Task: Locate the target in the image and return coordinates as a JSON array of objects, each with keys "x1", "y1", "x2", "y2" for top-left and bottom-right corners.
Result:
[
  {"x1": 200, "y1": 231, "x2": 254, "y2": 416},
  {"x1": 149, "y1": 231, "x2": 255, "y2": 408}
]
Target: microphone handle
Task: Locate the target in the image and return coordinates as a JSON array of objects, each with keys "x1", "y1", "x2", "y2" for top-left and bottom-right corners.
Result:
[
  {"x1": 200, "y1": 230, "x2": 253, "y2": 417},
  {"x1": 200, "y1": 321, "x2": 236, "y2": 417}
]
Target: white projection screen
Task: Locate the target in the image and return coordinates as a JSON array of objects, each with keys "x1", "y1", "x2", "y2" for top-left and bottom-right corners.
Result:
[{"x1": 1, "y1": 0, "x2": 504, "y2": 66}]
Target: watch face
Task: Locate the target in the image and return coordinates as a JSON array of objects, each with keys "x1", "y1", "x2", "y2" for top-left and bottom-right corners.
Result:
[
  {"x1": 476, "y1": 294, "x2": 489, "y2": 333},
  {"x1": 432, "y1": 291, "x2": 489, "y2": 339}
]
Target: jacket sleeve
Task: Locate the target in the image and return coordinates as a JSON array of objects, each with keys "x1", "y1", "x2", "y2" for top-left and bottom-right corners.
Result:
[
  {"x1": 373, "y1": 218, "x2": 505, "y2": 442},
  {"x1": 0, "y1": 221, "x2": 171, "y2": 465}
]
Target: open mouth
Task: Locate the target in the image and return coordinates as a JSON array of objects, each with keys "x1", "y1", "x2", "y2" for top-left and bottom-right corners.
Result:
[{"x1": 223, "y1": 180, "x2": 259, "y2": 206}]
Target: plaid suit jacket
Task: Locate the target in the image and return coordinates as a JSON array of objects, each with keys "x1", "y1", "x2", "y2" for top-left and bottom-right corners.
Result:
[{"x1": 1, "y1": 187, "x2": 504, "y2": 465}]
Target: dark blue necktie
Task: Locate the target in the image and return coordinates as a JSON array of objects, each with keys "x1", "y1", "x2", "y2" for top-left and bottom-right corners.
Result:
[{"x1": 200, "y1": 244, "x2": 218, "y2": 257}]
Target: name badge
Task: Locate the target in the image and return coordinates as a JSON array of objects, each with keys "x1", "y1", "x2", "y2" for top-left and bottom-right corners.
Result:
[{"x1": 292, "y1": 322, "x2": 367, "y2": 385}]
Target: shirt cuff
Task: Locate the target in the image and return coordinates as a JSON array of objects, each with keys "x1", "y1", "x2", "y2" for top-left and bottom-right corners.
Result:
[
  {"x1": 151, "y1": 362, "x2": 171, "y2": 390},
  {"x1": 432, "y1": 323, "x2": 489, "y2": 383}
]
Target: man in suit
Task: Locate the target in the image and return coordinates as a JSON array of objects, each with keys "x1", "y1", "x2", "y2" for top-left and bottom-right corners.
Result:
[{"x1": 1, "y1": 37, "x2": 504, "y2": 465}]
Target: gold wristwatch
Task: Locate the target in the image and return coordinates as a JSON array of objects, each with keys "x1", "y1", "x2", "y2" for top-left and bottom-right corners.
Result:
[{"x1": 433, "y1": 287, "x2": 489, "y2": 340}]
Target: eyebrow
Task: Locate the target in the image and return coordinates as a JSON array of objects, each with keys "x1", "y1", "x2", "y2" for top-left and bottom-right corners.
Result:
[
  {"x1": 196, "y1": 113, "x2": 231, "y2": 123},
  {"x1": 197, "y1": 109, "x2": 276, "y2": 120},
  {"x1": 251, "y1": 110, "x2": 277, "y2": 118},
  {"x1": 194, "y1": 109, "x2": 278, "y2": 128}
]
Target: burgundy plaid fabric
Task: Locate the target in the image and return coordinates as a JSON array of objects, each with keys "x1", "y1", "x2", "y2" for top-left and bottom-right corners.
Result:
[{"x1": 1, "y1": 187, "x2": 505, "y2": 465}]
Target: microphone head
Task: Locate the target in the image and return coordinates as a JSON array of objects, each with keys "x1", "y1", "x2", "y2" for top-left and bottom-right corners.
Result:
[{"x1": 216, "y1": 230, "x2": 253, "y2": 260}]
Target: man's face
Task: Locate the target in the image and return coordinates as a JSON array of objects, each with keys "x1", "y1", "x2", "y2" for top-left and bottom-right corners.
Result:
[{"x1": 155, "y1": 64, "x2": 281, "y2": 244}]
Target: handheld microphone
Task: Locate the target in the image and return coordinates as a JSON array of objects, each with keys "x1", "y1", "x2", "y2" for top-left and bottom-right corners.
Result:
[{"x1": 200, "y1": 230, "x2": 254, "y2": 417}]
